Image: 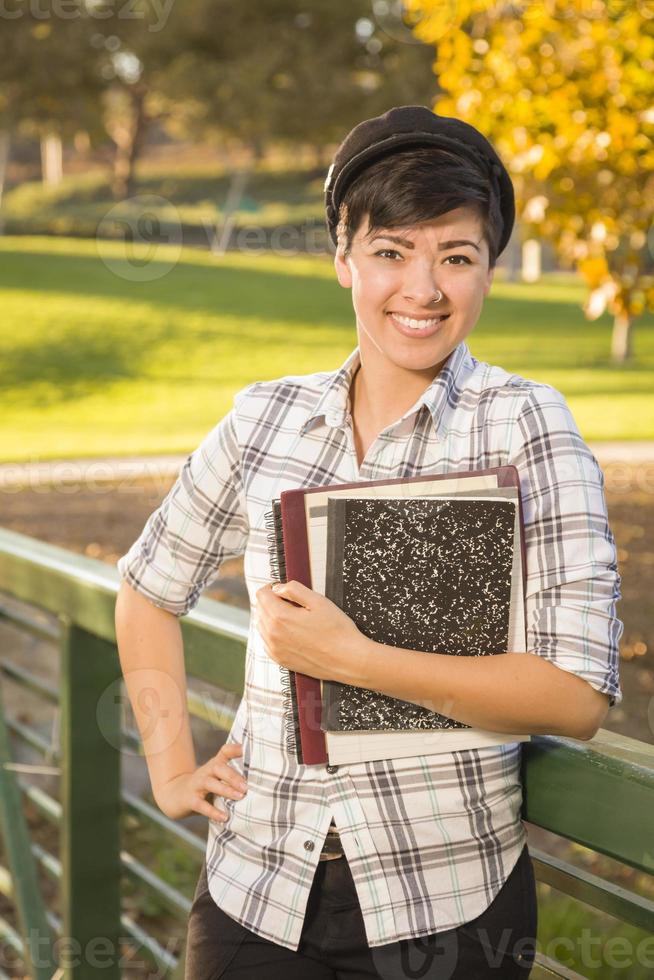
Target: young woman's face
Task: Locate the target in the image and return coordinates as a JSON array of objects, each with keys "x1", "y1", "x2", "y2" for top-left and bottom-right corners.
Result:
[{"x1": 334, "y1": 206, "x2": 494, "y2": 379}]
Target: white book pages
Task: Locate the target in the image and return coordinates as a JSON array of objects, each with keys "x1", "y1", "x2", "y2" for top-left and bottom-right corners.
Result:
[{"x1": 325, "y1": 729, "x2": 531, "y2": 766}]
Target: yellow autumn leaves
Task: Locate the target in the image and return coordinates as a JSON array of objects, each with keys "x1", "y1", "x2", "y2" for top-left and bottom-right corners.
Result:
[{"x1": 405, "y1": 0, "x2": 654, "y2": 357}]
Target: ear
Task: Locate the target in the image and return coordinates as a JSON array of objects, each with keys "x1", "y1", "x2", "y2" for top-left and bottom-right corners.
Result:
[{"x1": 334, "y1": 244, "x2": 353, "y2": 289}]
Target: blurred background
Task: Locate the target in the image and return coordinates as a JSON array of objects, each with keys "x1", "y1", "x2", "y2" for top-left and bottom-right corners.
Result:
[{"x1": 0, "y1": 1, "x2": 653, "y2": 977}]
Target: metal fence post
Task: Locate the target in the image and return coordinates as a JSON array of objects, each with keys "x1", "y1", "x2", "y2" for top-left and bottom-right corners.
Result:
[{"x1": 59, "y1": 618, "x2": 122, "y2": 980}]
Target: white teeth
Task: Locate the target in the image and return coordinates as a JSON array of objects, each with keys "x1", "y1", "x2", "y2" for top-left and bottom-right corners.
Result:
[{"x1": 391, "y1": 313, "x2": 447, "y2": 330}]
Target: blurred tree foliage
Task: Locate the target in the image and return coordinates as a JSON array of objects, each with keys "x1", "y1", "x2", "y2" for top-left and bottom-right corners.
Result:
[
  {"x1": 151, "y1": 0, "x2": 437, "y2": 158},
  {"x1": 0, "y1": 7, "x2": 105, "y2": 137},
  {"x1": 407, "y1": 0, "x2": 654, "y2": 362},
  {"x1": 0, "y1": 1, "x2": 438, "y2": 200},
  {"x1": 0, "y1": 5, "x2": 107, "y2": 200},
  {"x1": 0, "y1": 2, "x2": 168, "y2": 197}
]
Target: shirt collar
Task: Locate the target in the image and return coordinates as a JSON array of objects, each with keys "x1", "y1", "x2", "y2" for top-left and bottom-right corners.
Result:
[{"x1": 299, "y1": 341, "x2": 472, "y2": 438}]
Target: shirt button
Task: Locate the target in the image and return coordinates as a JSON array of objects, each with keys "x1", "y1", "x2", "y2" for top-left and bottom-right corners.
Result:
[
  {"x1": 304, "y1": 840, "x2": 315, "y2": 851},
  {"x1": 326, "y1": 764, "x2": 339, "y2": 773}
]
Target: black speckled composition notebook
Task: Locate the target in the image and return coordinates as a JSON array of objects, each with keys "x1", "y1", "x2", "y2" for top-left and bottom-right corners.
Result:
[{"x1": 321, "y1": 494, "x2": 529, "y2": 763}]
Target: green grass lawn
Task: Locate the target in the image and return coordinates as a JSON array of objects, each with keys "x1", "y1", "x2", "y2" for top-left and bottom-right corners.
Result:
[
  {"x1": 0, "y1": 235, "x2": 652, "y2": 463},
  {"x1": 1, "y1": 165, "x2": 327, "y2": 241}
]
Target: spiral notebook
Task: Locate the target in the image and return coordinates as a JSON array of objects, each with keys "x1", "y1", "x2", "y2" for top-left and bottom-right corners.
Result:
[{"x1": 264, "y1": 465, "x2": 527, "y2": 766}]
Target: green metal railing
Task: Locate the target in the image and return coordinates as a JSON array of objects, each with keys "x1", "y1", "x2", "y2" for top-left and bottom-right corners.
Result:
[{"x1": 0, "y1": 525, "x2": 652, "y2": 979}]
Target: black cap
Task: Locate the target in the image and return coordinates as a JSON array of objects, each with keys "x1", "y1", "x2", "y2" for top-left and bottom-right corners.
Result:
[{"x1": 324, "y1": 105, "x2": 515, "y2": 257}]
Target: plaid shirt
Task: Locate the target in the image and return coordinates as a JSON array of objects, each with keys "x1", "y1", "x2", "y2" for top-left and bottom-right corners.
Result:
[{"x1": 117, "y1": 340, "x2": 623, "y2": 951}]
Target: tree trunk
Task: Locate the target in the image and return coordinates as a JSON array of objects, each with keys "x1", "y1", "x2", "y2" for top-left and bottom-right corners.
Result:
[
  {"x1": 249, "y1": 134, "x2": 266, "y2": 165},
  {"x1": 0, "y1": 130, "x2": 11, "y2": 232},
  {"x1": 111, "y1": 87, "x2": 149, "y2": 201},
  {"x1": 610, "y1": 311, "x2": 633, "y2": 364},
  {"x1": 41, "y1": 132, "x2": 63, "y2": 187},
  {"x1": 505, "y1": 223, "x2": 520, "y2": 283},
  {"x1": 521, "y1": 239, "x2": 541, "y2": 282},
  {"x1": 74, "y1": 130, "x2": 91, "y2": 154}
]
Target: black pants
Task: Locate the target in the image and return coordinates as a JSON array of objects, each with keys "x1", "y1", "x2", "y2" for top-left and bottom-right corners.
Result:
[{"x1": 184, "y1": 844, "x2": 538, "y2": 979}]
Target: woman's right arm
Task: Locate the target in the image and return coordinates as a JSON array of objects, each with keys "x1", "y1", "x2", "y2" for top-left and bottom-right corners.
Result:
[{"x1": 114, "y1": 580, "x2": 247, "y2": 822}]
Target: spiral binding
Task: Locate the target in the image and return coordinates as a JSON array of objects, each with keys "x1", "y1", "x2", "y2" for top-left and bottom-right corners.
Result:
[
  {"x1": 280, "y1": 667, "x2": 304, "y2": 763},
  {"x1": 265, "y1": 500, "x2": 303, "y2": 764},
  {"x1": 264, "y1": 500, "x2": 287, "y2": 582}
]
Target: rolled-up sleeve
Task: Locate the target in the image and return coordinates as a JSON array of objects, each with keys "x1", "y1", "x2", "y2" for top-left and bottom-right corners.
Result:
[
  {"x1": 510, "y1": 385, "x2": 623, "y2": 708},
  {"x1": 116, "y1": 402, "x2": 249, "y2": 617}
]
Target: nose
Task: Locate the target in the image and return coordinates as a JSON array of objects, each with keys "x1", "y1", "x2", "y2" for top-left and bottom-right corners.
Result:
[{"x1": 401, "y1": 256, "x2": 444, "y2": 307}]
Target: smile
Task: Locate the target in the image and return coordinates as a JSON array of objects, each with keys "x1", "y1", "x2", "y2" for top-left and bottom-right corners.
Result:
[{"x1": 387, "y1": 312, "x2": 451, "y2": 337}]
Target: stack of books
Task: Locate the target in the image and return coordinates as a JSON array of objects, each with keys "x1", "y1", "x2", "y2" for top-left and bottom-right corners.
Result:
[{"x1": 265, "y1": 466, "x2": 529, "y2": 766}]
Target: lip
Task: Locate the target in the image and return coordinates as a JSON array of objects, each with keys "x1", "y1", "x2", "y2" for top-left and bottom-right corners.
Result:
[{"x1": 387, "y1": 311, "x2": 451, "y2": 339}]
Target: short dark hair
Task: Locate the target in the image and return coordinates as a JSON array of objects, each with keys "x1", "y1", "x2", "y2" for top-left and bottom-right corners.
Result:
[{"x1": 336, "y1": 146, "x2": 503, "y2": 269}]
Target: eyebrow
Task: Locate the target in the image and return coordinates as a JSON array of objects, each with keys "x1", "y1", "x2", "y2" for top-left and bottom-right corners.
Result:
[{"x1": 369, "y1": 233, "x2": 480, "y2": 253}]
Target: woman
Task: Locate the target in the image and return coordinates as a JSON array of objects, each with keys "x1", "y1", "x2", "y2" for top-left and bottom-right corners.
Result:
[{"x1": 115, "y1": 106, "x2": 622, "y2": 979}]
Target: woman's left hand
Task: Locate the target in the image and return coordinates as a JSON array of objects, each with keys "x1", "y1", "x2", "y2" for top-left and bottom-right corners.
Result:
[{"x1": 255, "y1": 581, "x2": 370, "y2": 685}]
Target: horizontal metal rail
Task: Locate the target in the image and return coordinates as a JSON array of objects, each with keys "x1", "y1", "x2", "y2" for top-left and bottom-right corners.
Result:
[
  {"x1": 521, "y1": 729, "x2": 654, "y2": 877},
  {"x1": 531, "y1": 955, "x2": 587, "y2": 979},
  {"x1": 0, "y1": 914, "x2": 23, "y2": 956},
  {"x1": 0, "y1": 660, "x2": 59, "y2": 704},
  {"x1": 15, "y1": 778, "x2": 61, "y2": 824},
  {"x1": 5, "y1": 714, "x2": 56, "y2": 760},
  {"x1": 121, "y1": 852, "x2": 192, "y2": 918},
  {"x1": 122, "y1": 790, "x2": 206, "y2": 858},
  {"x1": 530, "y1": 845, "x2": 654, "y2": 934},
  {"x1": 0, "y1": 598, "x2": 60, "y2": 643},
  {"x1": 119, "y1": 913, "x2": 179, "y2": 975},
  {"x1": 0, "y1": 527, "x2": 250, "y2": 690}
]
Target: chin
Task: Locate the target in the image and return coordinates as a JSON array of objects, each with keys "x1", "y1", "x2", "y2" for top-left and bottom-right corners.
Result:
[
  {"x1": 386, "y1": 347, "x2": 453, "y2": 376},
  {"x1": 388, "y1": 327, "x2": 456, "y2": 355}
]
